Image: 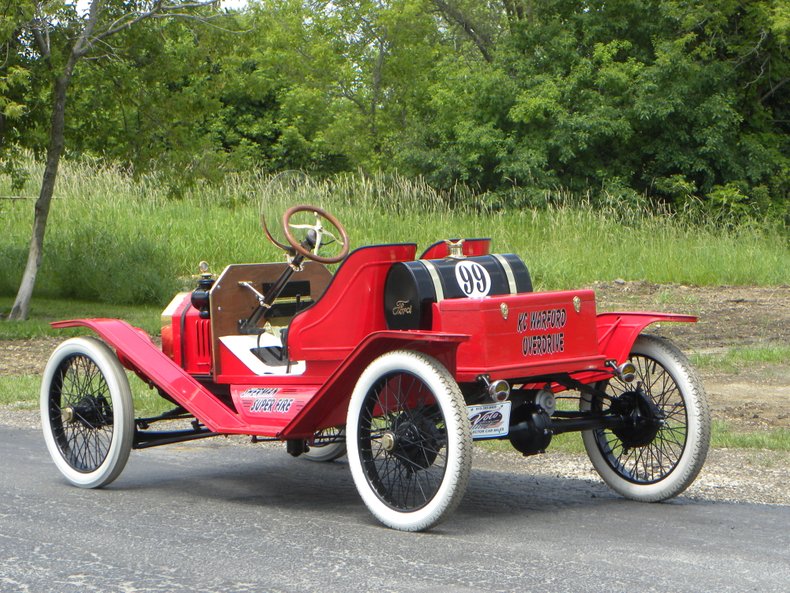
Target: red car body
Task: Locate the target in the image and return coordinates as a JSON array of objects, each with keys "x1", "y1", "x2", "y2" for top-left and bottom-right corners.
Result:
[{"x1": 52, "y1": 239, "x2": 695, "y2": 440}]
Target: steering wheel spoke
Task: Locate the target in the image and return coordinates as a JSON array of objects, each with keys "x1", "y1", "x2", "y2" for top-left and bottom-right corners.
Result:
[{"x1": 321, "y1": 229, "x2": 343, "y2": 245}]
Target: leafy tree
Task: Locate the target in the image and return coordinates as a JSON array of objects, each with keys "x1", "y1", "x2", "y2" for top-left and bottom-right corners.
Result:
[
  {"x1": 5, "y1": 0, "x2": 786, "y2": 242},
  {"x1": 0, "y1": 1, "x2": 36, "y2": 187},
  {"x1": 65, "y1": 2, "x2": 354, "y2": 179},
  {"x1": 4, "y1": 0, "x2": 218, "y2": 320},
  {"x1": 393, "y1": 0, "x2": 788, "y2": 213}
]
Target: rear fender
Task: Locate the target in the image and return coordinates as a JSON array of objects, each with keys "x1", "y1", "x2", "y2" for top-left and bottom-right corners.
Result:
[
  {"x1": 597, "y1": 312, "x2": 697, "y2": 363},
  {"x1": 280, "y1": 330, "x2": 468, "y2": 438},
  {"x1": 51, "y1": 319, "x2": 247, "y2": 433}
]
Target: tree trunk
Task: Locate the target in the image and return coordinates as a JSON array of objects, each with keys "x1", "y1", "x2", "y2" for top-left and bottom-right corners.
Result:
[
  {"x1": 7, "y1": 70, "x2": 72, "y2": 321},
  {"x1": 5, "y1": 0, "x2": 208, "y2": 321}
]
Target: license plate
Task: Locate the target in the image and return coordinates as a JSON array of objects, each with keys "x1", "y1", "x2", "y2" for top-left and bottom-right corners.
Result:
[{"x1": 467, "y1": 401, "x2": 511, "y2": 439}]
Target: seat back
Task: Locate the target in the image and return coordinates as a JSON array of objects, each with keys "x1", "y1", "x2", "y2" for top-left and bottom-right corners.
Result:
[
  {"x1": 209, "y1": 261, "x2": 333, "y2": 374},
  {"x1": 287, "y1": 244, "x2": 417, "y2": 362}
]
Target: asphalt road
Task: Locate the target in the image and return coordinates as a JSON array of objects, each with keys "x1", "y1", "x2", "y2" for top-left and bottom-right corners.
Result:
[{"x1": 1, "y1": 424, "x2": 788, "y2": 593}]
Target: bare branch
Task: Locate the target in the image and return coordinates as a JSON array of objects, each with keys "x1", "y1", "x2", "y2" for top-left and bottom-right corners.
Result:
[
  {"x1": 147, "y1": 12, "x2": 221, "y2": 22},
  {"x1": 335, "y1": 82, "x2": 367, "y2": 112},
  {"x1": 72, "y1": 0, "x2": 104, "y2": 58},
  {"x1": 83, "y1": 33, "x2": 124, "y2": 60},
  {"x1": 734, "y1": 29, "x2": 768, "y2": 67},
  {"x1": 431, "y1": 0, "x2": 492, "y2": 63},
  {"x1": 83, "y1": 52, "x2": 120, "y2": 62},
  {"x1": 30, "y1": 25, "x2": 50, "y2": 59},
  {"x1": 98, "y1": 0, "x2": 163, "y2": 40},
  {"x1": 87, "y1": 0, "x2": 218, "y2": 49},
  {"x1": 30, "y1": 9, "x2": 51, "y2": 60},
  {"x1": 760, "y1": 77, "x2": 789, "y2": 104},
  {"x1": 743, "y1": 56, "x2": 769, "y2": 88}
]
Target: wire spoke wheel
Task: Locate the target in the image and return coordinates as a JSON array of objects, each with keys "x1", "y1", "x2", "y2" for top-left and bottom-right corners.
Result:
[
  {"x1": 593, "y1": 356, "x2": 688, "y2": 484},
  {"x1": 301, "y1": 426, "x2": 347, "y2": 462},
  {"x1": 347, "y1": 350, "x2": 472, "y2": 531},
  {"x1": 359, "y1": 372, "x2": 448, "y2": 511},
  {"x1": 581, "y1": 334, "x2": 710, "y2": 501},
  {"x1": 41, "y1": 337, "x2": 134, "y2": 488},
  {"x1": 49, "y1": 354, "x2": 115, "y2": 472}
]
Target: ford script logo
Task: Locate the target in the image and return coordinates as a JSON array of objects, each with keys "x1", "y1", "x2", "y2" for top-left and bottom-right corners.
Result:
[{"x1": 392, "y1": 300, "x2": 413, "y2": 315}]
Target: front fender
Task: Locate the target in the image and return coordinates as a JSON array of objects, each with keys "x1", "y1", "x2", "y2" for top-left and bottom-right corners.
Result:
[
  {"x1": 596, "y1": 312, "x2": 697, "y2": 363},
  {"x1": 51, "y1": 318, "x2": 158, "y2": 372},
  {"x1": 50, "y1": 319, "x2": 247, "y2": 433}
]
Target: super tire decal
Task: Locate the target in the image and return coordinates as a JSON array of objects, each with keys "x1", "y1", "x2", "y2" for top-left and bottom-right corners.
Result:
[{"x1": 234, "y1": 386, "x2": 313, "y2": 420}]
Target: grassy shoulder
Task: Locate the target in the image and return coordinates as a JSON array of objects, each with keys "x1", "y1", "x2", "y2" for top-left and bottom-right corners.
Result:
[
  {"x1": 0, "y1": 373, "x2": 173, "y2": 418},
  {"x1": 0, "y1": 297, "x2": 162, "y2": 339},
  {"x1": 691, "y1": 345, "x2": 790, "y2": 372}
]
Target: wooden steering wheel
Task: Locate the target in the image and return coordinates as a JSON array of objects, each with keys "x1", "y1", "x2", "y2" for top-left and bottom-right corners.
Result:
[{"x1": 282, "y1": 205, "x2": 349, "y2": 264}]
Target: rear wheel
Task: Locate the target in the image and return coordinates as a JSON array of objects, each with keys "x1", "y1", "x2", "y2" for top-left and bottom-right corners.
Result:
[
  {"x1": 40, "y1": 337, "x2": 134, "y2": 488},
  {"x1": 303, "y1": 427, "x2": 347, "y2": 462},
  {"x1": 581, "y1": 334, "x2": 710, "y2": 501},
  {"x1": 346, "y1": 350, "x2": 472, "y2": 531}
]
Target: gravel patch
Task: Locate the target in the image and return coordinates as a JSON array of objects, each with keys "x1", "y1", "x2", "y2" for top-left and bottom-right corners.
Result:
[{"x1": 473, "y1": 446, "x2": 790, "y2": 506}]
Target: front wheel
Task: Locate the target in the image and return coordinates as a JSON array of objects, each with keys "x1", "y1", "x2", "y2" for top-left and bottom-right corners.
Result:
[
  {"x1": 40, "y1": 337, "x2": 134, "y2": 488},
  {"x1": 581, "y1": 334, "x2": 710, "y2": 501},
  {"x1": 346, "y1": 350, "x2": 472, "y2": 531}
]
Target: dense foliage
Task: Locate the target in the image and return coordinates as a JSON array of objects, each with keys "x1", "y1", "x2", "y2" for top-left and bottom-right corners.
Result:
[{"x1": 2, "y1": 1, "x2": 789, "y2": 217}]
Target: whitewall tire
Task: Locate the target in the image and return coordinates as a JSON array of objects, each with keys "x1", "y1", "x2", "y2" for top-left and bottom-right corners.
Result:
[
  {"x1": 346, "y1": 350, "x2": 472, "y2": 531},
  {"x1": 41, "y1": 337, "x2": 134, "y2": 488},
  {"x1": 581, "y1": 334, "x2": 710, "y2": 501}
]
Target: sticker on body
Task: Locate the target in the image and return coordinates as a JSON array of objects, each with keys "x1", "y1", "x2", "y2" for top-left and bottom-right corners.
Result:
[{"x1": 467, "y1": 401, "x2": 512, "y2": 439}]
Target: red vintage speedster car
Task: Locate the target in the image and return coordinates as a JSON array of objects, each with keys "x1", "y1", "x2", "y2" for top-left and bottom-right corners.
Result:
[{"x1": 40, "y1": 205, "x2": 710, "y2": 531}]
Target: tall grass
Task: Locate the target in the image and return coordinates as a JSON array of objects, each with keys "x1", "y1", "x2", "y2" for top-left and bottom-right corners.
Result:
[{"x1": 2, "y1": 157, "x2": 788, "y2": 306}]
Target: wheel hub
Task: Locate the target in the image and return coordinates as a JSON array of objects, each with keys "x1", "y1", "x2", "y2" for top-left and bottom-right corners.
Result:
[
  {"x1": 65, "y1": 395, "x2": 113, "y2": 428},
  {"x1": 388, "y1": 413, "x2": 441, "y2": 471},
  {"x1": 61, "y1": 406, "x2": 75, "y2": 423},
  {"x1": 381, "y1": 432, "x2": 396, "y2": 452},
  {"x1": 610, "y1": 389, "x2": 663, "y2": 448}
]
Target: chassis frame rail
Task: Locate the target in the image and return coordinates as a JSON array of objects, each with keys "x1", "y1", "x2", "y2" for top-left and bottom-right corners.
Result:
[{"x1": 133, "y1": 406, "x2": 220, "y2": 449}]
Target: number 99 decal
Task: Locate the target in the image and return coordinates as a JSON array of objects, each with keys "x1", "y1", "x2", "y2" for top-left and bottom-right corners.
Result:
[{"x1": 454, "y1": 261, "x2": 492, "y2": 297}]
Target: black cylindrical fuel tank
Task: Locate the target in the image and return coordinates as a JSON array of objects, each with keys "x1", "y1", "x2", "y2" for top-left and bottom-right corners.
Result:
[{"x1": 384, "y1": 254, "x2": 532, "y2": 330}]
